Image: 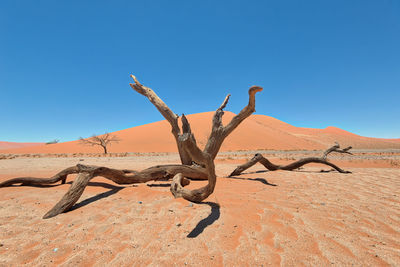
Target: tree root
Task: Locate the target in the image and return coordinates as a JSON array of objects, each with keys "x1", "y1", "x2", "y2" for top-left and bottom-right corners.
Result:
[{"x1": 0, "y1": 163, "x2": 208, "y2": 219}]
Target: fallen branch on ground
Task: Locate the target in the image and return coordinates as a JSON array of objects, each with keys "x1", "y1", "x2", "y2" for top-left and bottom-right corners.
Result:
[{"x1": 229, "y1": 143, "x2": 353, "y2": 176}]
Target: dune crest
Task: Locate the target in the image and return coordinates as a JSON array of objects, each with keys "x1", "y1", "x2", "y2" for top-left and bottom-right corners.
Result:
[{"x1": 1, "y1": 112, "x2": 399, "y2": 154}]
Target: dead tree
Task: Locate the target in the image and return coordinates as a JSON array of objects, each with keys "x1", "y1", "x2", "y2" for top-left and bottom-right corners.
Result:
[
  {"x1": 229, "y1": 143, "x2": 353, "y2": 176},
  {"x1": 0, "y1": 75, "x2": 262, "y2": 219},
  {"x1": 79, "y1": 133, "x2": 120, "y2": 154}
]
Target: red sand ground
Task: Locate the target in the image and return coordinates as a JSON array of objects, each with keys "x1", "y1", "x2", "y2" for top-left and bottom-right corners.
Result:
[
  {"x1": 1, "y1": 113, "x2": 399, "y2": 266},
  {"x1": 1, "y1": 112, "x2": 399, "y2": 154},
  {"x1": 0, "y1": 156, "x2": 399, "y2": 266}
]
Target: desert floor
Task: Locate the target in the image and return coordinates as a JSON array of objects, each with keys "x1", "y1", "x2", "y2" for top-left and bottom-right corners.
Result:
[{"x1": 0, "y1": 151, "x2": 399, "y2": 266}]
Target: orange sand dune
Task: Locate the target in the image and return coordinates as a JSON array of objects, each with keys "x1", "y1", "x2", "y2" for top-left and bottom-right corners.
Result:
[
  {"x1": 0, "y1": 141, "x2": 43, "y2": 150},
  {"x1": 1, "y1": 111, "x2": 399, "y2": 154}
]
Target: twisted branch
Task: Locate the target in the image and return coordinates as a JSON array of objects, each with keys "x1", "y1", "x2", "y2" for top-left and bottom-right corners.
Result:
[
  {"x1": 170, "y1": 115, "x2": 217, "y2": 202},
  {"x1": 322, "y1": 142, "x2": 353, "y2": 159},
  {"x1": 1, "y1": 75, "x2": 262, "y2": 218},
  {"x1": 129, "y1": 75, "x2": 192, "y2": 165},
  {"x1": 229, "y1": 143, "x2": 353, "y2": 176}
]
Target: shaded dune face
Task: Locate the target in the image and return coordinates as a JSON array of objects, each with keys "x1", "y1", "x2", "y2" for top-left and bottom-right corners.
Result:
[{"x1": 1, "y1": 112, "x2": 399, "y2": 154}]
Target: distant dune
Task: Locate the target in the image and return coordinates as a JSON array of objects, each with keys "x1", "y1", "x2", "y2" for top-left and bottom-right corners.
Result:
[
  {"x1": 0, "y1": 141, "x2": 43, "y2": 151},
  {"x1": 1, "y1": 111, "x2": 399, "y2": 154}
]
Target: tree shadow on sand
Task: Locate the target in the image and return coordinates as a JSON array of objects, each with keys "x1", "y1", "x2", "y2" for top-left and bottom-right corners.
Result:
[
  {"x1": 226, "y1": 176, "x2": 277, "y2": 186},
  {"x1": 146, "y1": 183, "x2": 171, "y2": 188},
  {"x1": 187, "y1": 202, "x2": 220, "y2": 238},
  {"x1": 70, "y1": 184, "x2": 126, "y2": 211},
  {"x1": 237, "y1": 168, "x2": 344, "y2": 175}
]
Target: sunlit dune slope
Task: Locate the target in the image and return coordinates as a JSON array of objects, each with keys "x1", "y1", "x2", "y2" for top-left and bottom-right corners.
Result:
[
  {"x1": 0, "y1": 141, "x2": 43, "y2": 150},
  {"x1": 1, "y1": 111, "x2": 399, "y2": 154}
]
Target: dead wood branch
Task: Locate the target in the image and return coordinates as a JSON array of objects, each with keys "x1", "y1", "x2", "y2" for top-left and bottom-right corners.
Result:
[
  {"x1": 204, "y1": 86, "x2": 263, "y2": 160},
  {"x1": 130, "y1": 76, "x2": 262, "y2": 163},
  {"x1": 0, "y1": 164, "x2": 207, "y2": 189},
  {"x1": 1, "y1": 163, "x2": 208, "y2": 219},
  {"x1": 170, "y1": 115, "x2": 217, "y2": 202},
  {"x1": 229, "y1": 143, "x2": 353, "y2": 176},
  {"x1": 1, "y1": 75, "x2": 262, "y2": 218},
  {"x1": 129, "y1": 75, "x2": 192, "y2": 165},
  {"x1": 322, "y1": 142, "x2": 353, "y2": 159}
]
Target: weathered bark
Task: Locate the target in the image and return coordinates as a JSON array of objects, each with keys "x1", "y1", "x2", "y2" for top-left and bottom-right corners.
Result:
[
  {"x1": 40, "y1": 163, "x2": 209, "y2": 219},
  {"x1": 229, "y1": 144, "x2": 353, "y2": 176},
  {"x1": 0, "y1": 166, "x2": 79, "y2": 187},
  {"x1": 170, "y1": 115, "x2": 217, "y2": 202},
  {"x1": 204, "y1": 86, "x2": 263, "y2": 160},
  {"x1": 322, "y1": 142, "x2": 352, "y2": 160},
  {"x1": 43, "y1": 172, "x2": 93, "y2": 219},
  {"x1": 0, "y1": 164, "x2": 207, "y2": 188},
  {"x1": 1, "y1": 75, "x2": 262, "y2": 218},
  {"x1": 129, "y1": 75, "x2": 192, "y2": 165},
  {"x1": 1, "y1": 163, "x2": 208, "y2": 219},
  {"x1": 130, "y1": 76, "x2": 262, "y2": 163}
]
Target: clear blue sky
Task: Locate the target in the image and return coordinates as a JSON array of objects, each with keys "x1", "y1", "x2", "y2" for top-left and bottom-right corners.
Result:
[{"x1": 1, "y1": 0, "x2": 399, "y2": 142}]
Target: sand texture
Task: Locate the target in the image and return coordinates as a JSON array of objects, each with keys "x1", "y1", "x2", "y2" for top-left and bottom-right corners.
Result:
[{"x1": 0, "y1": 154, "x2": 399, "y2": 266}]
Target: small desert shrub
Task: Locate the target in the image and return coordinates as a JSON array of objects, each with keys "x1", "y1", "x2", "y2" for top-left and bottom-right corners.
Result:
[{"x1": 390, "y1": 160, "x2": 399, "y2": 167}]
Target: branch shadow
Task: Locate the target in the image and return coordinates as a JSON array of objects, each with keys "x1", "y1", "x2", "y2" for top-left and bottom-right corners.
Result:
[
  {"x1": 233, "y1": 168, "x2": 345, "y2": 175},
  {"x1": 70, "y1": 185, "x2": 125, "y2": 211},
  {"x1": 187, "y1": 202, "x2": 220, "y2": 238},
  {"x1": 17, "y1": 184, "x2": 63, "y2": 188},
  {"x1": 87, "y1": 181, "x2": 138, "y2": 189},
  {"x1": 226, "y1": 176, "x2": 277, "y2": 186},
  {"x1": 14, "y1": 180, "x2": 137, "y2": 189},
  {"x1": 146, "y1": 183, "x2": 171, "y2": 187},
  {"x1": 291, "y1": 169, "x2": 337, "y2": 173},
  {"x1": 235, "y1": 169, "x2": 269, "y2": 175}
]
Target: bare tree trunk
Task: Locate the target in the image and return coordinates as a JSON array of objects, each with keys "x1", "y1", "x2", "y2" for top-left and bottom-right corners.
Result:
[
  {"x1": 169, "y1": 115, "x2": 217, "y2": 202},
  {"x1": 229, "y1": 143, "x2": 353, "y2": 176}
]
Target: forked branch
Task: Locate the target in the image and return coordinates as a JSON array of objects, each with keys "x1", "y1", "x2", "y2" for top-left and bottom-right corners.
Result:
[
  {"x1": 1, "y1": 75, "x2": 263, "y2": 218},
  {"x1": 322, "y1": 142, "x2": 353, "y2": 159},
  {"x1": 204, "y1": 86, "x2": 263, "y2": 160},
  {"x1": 170, "y1": 115, "x2": 217, "y2": 202},
  {"x1": 129, "y1": 75, "x2": 192, "y2": 165}
]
